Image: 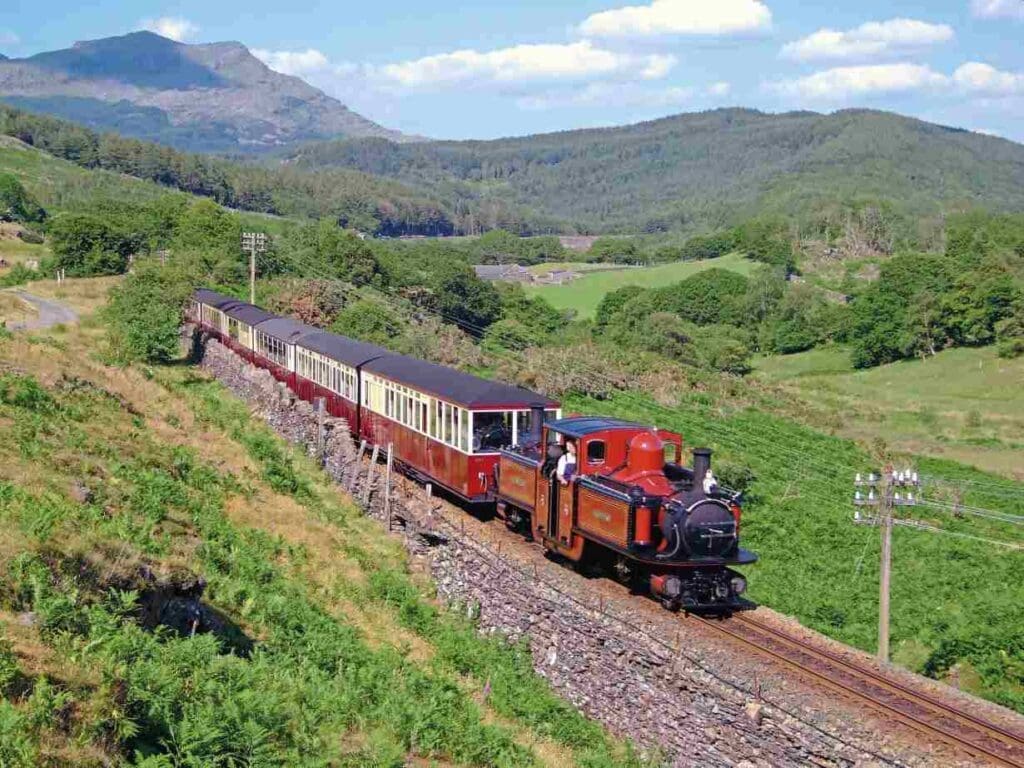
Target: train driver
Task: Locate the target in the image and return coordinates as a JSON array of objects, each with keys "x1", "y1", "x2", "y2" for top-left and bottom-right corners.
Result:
[{"x1": 556, "y1": 439, "x2": 577, "y2": 485}]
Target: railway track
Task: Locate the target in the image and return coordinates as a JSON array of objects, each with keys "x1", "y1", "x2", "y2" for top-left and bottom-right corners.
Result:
[{"x1": 697, "y1": 612, "x2": 1024, "y2": 767}]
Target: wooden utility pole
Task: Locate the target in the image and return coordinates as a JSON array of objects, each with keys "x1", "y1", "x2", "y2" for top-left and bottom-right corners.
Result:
[
  {"x1": 878, "y1": 474, "x2": 894, "y2": 663},
  {"x1": 241, "y1": 232, "x2": 267, "y2": 305},
  {"x1": 854, "y1": 467, "x2": 920, "y2": 663}
]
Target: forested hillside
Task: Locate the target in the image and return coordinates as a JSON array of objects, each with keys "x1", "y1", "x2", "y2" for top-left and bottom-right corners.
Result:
[
  {"x1": 284, "y1": 108, "x2": 1024, "y2": 234},
  {"x1": 0, "y1": 105, "x2": 453, "y2": 236}
]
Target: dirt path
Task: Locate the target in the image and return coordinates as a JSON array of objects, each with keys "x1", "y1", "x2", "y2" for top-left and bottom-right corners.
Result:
[{"x1": 5, "y1": 290, "x2": 79, "y2": 331}]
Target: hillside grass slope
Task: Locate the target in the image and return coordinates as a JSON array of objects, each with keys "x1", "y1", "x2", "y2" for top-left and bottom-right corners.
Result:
[
  {"x1": 753, "y1": 345, "x2": 1024, "y2": 480},
  {"x1": 0, "y1": 293, "x2": 645, "y2": 767}
]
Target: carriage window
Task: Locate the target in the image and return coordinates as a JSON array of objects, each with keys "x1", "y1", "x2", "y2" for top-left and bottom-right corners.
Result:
[
  {"x1": 442, "y1": 403, "x2": 452, "y2": 444},
  {"x1": 459, "y1": 409, "x2": 469, "y2": 452},
  {"x1": 431, "y1": 401, "x2": 439, "y2": 438},
  {"x1": 586, "y1": 440, "x2": 606, "y2": 464},
  {"x1": 473, "y1": 412, "x2": 512, "y2": 452}
]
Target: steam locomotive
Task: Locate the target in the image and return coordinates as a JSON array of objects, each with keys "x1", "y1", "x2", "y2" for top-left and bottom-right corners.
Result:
[
  {"x1": 497, "y1": 409, "x2": 756, "y2": 611},
  {"x1": 191, "y1": 290, "x2": 756, "y2": 612}
]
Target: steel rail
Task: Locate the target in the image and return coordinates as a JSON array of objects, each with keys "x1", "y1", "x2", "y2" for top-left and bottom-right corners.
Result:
[{"x1": 696, "y1": 612, "x2": 1024, "y2": 768}]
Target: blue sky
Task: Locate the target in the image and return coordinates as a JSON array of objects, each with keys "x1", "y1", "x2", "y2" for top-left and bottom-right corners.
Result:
[{"x1": 1, "y1": 0, "x2": 1023, "y2": 141}]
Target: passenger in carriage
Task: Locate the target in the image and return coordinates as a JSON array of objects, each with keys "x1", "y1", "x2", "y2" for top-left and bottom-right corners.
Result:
[{"x1": 472, "y1": 413, "x2": 511, "y2": 452}]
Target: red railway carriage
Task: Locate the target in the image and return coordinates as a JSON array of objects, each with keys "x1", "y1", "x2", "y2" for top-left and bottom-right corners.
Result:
[
  {"x1": 497, "y1": 416, "x2": 756, "y2": 611},
  {"x1": 359, "y1": 354, "x2": 559, "y2": 502},
  {"x1": 250, "y1": 317, "x2": 318, "y2": 387},
  {"x1": 190, "y1": 289, "x2": 243, "y2": 342},
  {"x1": 223, "y1": 303, "x2": 277, "y2": 363},
  {"x1": 293, "y1": 332, "x2": 388, "y2": 432}
]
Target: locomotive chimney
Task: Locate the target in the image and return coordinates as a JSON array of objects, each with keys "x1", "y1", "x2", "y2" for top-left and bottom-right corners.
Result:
[
  {"x1": 528, "y1": 404, "x2": 546, "y2": 446},
  {"x1": 692, "y1": 448, "x2": 712, "y2": 486}
]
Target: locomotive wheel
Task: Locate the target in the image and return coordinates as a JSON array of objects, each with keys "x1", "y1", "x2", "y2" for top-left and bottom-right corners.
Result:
[{"x1": 612, "y1": 556, "x2": 633, "y2": 585}]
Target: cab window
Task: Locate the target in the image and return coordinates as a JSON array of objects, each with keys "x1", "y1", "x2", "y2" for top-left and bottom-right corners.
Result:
[{"x1": 586, "y1": 440, "x2": 606, "y2": 465}]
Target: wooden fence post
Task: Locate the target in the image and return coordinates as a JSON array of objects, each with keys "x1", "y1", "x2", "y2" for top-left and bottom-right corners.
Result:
[
  {"x1": 384, "y1": 443, "x2": 394, "y2": 529},
  {"x1": 315, "y1": 397, "x2": 326, "y2": 463},
  {"x1": 349, "y1": 440, "x2": 366, "y2": 491},
  {"x1": 362, "y1": 444, "x2": 380, "y2": 506}
]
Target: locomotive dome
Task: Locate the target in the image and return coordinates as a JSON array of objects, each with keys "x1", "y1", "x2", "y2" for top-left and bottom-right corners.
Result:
[{"x1": 626, "y1": 431, "x2": 665, "y2": 475}]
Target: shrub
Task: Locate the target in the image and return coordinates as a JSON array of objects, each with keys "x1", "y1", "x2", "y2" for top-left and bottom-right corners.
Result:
[
  {"x1": 0, "y1": 701, "x2": 36, "y2": 768},
  {"x1": 16, "y1": 229, "x2": 44, "y2": 245},
  {"x1": 0, "y1": 173, "x2": 45, "y2": 224},
  {"x1": 0, "y1": 638, "x2": 19, "y2": 694},
  {"x1": 47, "y1": 212, "x2": 137, "y2": 276},
  {"x1": 103, "y1": 262, "x2": 194, "y2": 363}
]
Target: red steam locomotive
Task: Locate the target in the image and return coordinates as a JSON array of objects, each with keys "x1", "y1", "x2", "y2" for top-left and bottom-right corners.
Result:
[{"x1": 191, "y1": 289, "x2": 756, "y2": 611}]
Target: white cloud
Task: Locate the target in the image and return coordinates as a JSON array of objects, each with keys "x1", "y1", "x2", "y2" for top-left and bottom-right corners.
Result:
[
  {"x1": 141, "y1": 16, "x2": 200, "y2": 42},
  {"x1": 253, "y1": 48, "x2": 330, "y2": 76},
  {"x1": 970, "y1": 0, "x2": 1024, "y2": 20},
  {"x1": 579, "y1": 0, "x2": 771, "y2": 38},
  {"x1": 772, "y1": 63, "x2": 949, "y2": 99},
  {"x1": 953, "y1": 62, "x2": 1024, "y2": 95},
  {"x1": 379, "y1": 41, "x2": 676, "y2": 88},
  {"x1": 781, "y1": 18, "x2": 953, "y2": 62},
  {"x1": 518, "y1": 82, "x2": 695, "y2": 110},
  {"x1": 0, "y1": 30, "x2": 19, "y2": 46},
  {"x1": 708, "y1": 81, "x2": 731, "y2": 96}
]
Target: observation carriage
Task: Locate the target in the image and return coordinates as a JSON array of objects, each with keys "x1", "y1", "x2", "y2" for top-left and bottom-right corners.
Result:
[{"x1": 189, "y1": 289, "x2": 756, "y2": 611}]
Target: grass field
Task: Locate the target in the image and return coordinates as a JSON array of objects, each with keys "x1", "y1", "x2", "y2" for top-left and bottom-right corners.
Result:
[
  {"x1": 752, "y1": 345, "x2": 1024, "y2": 479},
  {"x1": 0, "y1": 293, "x2": 36, "y2": 325},
  {"x1": 526, "y1": 262, "x2": 635, "y2": 276},
  {"x1": 523, "y1": 252, "x2": 757, "y2": 318}
]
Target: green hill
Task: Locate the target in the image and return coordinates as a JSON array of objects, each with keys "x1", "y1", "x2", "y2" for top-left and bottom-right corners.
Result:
[{"x1": 284, "y1": 108, "x2": 1024, "y2": 234}]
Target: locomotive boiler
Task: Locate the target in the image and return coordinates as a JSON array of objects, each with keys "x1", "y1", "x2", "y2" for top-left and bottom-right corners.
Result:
[{"x1": 496, "y1": 409, "x2": 756, "y2": 611}]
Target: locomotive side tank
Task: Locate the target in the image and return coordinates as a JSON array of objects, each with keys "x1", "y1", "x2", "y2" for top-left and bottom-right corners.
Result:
[{"x1": 496, "y1": 415, "x2": 756, "y2": 611}]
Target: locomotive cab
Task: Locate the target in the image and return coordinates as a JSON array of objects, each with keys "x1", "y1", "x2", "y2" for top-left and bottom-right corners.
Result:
[{"x1": 496, "y1": 416, "x2": 757, "y2": 612}]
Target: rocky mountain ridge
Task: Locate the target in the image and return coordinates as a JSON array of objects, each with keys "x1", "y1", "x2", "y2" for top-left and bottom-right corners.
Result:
[{"x1": 0, "y1": 31, "x2": 408, "y2": 152}]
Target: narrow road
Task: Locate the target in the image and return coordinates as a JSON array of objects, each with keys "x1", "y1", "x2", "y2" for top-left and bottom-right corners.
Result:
[{"x1": 5, "y1": 290, "x2": 79, "y2": 331}]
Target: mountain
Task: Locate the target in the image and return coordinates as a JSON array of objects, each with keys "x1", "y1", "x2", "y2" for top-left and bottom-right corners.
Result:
[
  {"x1": 281, "y1": 108, "x2": 1024, "y2": 234},
  {"x1": 0, "y1": 31, "x2": 408, "y2": 152}
]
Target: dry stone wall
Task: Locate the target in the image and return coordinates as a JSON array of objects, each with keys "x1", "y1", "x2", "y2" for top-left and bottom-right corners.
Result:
[{"x1": 190, "y1": 328, "x2": 892, "y2": 768}]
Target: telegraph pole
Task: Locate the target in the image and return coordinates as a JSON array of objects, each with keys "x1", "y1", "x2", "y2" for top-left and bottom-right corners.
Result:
[
  {"x1": 241, "y1": 232, "x2": 267, "y2": 305},
  {"x1": 854, "y1": 466, "x2": 920, "y2": 662}
]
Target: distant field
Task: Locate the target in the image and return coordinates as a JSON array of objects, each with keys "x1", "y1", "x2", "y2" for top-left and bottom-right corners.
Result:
[
  {"x1": 524, "y1": 252, "x2": 757, "y2": 318},
  {"x1": 526, "y1": 262, "x2": 633, "y2": 276},
  {"x1": 753, "y1": 345, "x2": 1024, "y2": 479}
]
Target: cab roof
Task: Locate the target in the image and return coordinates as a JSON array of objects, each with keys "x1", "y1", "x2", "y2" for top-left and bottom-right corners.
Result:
[{"x1": 546, "y1": 416, "x2": 645, "y2": 439}]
